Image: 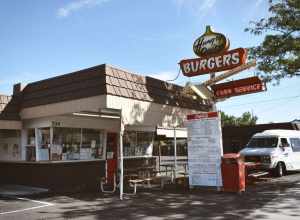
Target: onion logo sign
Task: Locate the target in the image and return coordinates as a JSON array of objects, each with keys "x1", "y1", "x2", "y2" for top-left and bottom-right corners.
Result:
[
  {"x1": 179, "y1": 25, "x2": 247, "y2": 77},
  {"x1": 193, "y1": 26, "x2": 230, "y2": 57}
]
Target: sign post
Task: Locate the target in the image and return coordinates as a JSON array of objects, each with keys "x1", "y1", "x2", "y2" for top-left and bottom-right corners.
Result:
[{"x1": 178, "y1": 25, "x2": 267, "y2": 191}]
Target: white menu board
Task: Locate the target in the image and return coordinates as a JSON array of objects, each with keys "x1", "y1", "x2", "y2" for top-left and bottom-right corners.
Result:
[{"x1": 186, "y1": 112, "x2": 223, "y2": 187}]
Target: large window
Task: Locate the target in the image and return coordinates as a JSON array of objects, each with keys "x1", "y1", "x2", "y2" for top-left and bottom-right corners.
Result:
[
  {"x1": 81, "y1": 128, "x2": 104, "y2": 159},
  {"x1": 0, "y1": 130, "x2": 20, "y2": 161},
  {"x1": 51, "y1": 127, "x2": 104, "y2": 161},
  {"x1": 153, "y1": 139, "x2": 187, "y2": 156},
  {"x1": 37, "y1": 128, "x2": 51, "y2": 161},
  {"x1": 53, "y1": 128, "x2": 81, "y2": 160},
  {"x1": 123, "y1": 131, "x2": 154, "y2": 157}
]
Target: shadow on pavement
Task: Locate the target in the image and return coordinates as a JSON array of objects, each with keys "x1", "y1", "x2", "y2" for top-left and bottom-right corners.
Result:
[{"x1": 29, "y1": 173, "x2": 300, "y2": 220}]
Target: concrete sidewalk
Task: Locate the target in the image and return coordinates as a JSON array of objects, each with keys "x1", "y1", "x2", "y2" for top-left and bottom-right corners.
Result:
[
  {"x1": 1, "y1": 173, "x2": 300, "y2": 219},
  {"x1": 0, "y1": 185, "x2": 49, "y2": 197}
]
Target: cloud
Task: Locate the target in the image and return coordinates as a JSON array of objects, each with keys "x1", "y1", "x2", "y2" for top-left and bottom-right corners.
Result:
[
  {"x1": 173, "y1": 0, "x2": 217, "y2": 16},
  {"x1": 242, "y1": 0, "x2": 268, "y2": 23},
  {"x1": 255, "y1": 0, "x2": 264, "y2": 7},
  {"x1": 57, "y1": 0, "x2": 110, "y2": 18}
]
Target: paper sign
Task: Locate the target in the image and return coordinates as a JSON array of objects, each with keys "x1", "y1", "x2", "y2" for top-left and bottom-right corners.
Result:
[{"x1": 186, "y1": 112, "x2": 223, "y2": 187}]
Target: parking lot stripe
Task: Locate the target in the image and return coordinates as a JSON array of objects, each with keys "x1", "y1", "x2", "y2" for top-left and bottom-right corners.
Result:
[{"x1": 0, "y1": 197, "x2": 54, "y2": 215}]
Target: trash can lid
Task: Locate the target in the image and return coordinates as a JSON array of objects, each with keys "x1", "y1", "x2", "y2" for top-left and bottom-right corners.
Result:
[{"x1": 222, "y1": 153, "x2": 240, "y2": 159}]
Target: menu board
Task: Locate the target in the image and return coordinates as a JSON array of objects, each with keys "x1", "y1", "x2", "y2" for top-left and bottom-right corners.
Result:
[{"x1": 186, "y1": 112, "x2": 223, "y2": 187}]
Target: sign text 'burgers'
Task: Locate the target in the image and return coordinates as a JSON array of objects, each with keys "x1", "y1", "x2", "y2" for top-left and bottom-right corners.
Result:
[{"x1": 180, "y1": 48, "x2": 247, "y2": 77}]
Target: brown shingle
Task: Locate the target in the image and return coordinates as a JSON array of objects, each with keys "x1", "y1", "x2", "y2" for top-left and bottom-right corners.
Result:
[{"x1": 0, "y1": 64, "x2": 210, "y2": 121}]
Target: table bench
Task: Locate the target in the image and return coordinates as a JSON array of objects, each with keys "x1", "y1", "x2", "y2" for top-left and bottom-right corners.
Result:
[{"x1": 126, "y1": 175, "x2": 172, "y2": 195}]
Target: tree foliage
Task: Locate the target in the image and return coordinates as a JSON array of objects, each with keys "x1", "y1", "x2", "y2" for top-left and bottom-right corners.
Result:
[
  {"x1": 221, "y1": 111, "x2": 258, "y2": 127},
  {"x1": 245, "y1": 0, "x2": 300, "y2": 83}
]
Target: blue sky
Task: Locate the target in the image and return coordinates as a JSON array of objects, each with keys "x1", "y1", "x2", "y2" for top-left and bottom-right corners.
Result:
[{"x1": 1, "y1": 0, "x2": 299, "y2": 123}]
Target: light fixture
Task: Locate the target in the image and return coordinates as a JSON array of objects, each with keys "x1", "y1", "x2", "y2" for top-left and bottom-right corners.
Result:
[
  {"x1": 99, "y1": 114, "x2": 120, "y2": 119},
  {"x1": 72, "y1": 110, "x2": 121, "y2": 119},
  {"x1": 73, "y1": 112, "x2": 101, "y2": 117}
]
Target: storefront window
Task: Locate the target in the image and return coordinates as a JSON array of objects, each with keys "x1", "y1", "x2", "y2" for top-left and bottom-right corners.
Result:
[
  {"x1": 52, "y1": 127, "x2": 104, "y2": 161},
  {"x1": 0, "y1": 130, "x2": 20, "y2": 161},
  {"x1": 53, "y1": 128, "x2": 81, "y2": 160},
  {"x1": 37, "y1": 128, "x2": 50, "y2": 161},
  {"x1": 153, "y1": 139, "x2": 187, "y2": 156},
  {"x1": 124, "y1": 131, "x2": 136, "y2": 156},
  {"x1": 123, "y1": 131, "x2": 154, "y2": 157},
  {"x1": 81, "y1": 128, "x2": 104, "y2": 159},
  {"x1": 27, "y1": 129, "x2": 35, "y2": 145},
  {"x1": 26, "y1": 129, "x2": 36, "y2": 161}
]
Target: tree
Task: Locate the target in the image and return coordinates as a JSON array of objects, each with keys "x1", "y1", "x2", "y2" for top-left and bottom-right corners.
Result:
[
  {"x1": 221, "y1": 111, "x2": 258, "y2": 127},
  {"x1": 245, "y1": 0, "x2": 300, "y2": 83}
]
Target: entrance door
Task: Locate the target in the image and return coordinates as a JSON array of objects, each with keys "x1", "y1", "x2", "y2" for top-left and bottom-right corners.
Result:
[{"x1": 106, "y1": 133, "x2": 118, "y2": 183}]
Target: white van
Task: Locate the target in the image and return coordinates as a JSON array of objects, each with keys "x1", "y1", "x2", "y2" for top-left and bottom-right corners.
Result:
[{"x1": 239, "y1": 129, "x2": 300, "y2": 177}]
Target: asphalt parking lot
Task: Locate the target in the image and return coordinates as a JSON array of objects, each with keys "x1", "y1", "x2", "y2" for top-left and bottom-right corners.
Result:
[{"x1": 1, "y1": 173, "x2": 300, "y2": 220}]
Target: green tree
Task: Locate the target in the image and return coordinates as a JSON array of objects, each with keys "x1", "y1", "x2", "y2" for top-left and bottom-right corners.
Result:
[
  {"x1": 221, "y1": 111, "x2": 258, "y2": 126},
  {"x1": 245, "y1": 0, "x2": 300, "y2": 83}
]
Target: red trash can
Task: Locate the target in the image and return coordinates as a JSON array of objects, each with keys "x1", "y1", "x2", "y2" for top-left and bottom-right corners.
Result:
[{"x1": 221, "y1": 153, "x2": 245, "y2": 193}]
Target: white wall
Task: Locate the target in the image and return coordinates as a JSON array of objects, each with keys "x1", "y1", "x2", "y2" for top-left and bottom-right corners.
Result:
[
  {"x1": 20, "y1": 95, "x2": 107, "y2": 119},
  {"x1": 0, "y1": 120, "x2": 22, "y2": 129},
  {"x1": 106, "y1": 95, "x2": 206, "y2": 128},
  {"x1": 20, "y1": 93, "x2": 207, "y2": 130},
  {"x1": 23, "y1": 115, "x2": 120, "y2": 132}
]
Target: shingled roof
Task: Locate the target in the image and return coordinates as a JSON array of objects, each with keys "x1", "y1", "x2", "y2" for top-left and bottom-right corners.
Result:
[
  {"x1": 105, "y1": 65, "x2": 211, "y2": 111},
  {"x1": 0, "y1": 94, "x2": 20, "y2": 120},
  {"x1": 2, "y1": 64, "x2": 211, "y2": 121}
]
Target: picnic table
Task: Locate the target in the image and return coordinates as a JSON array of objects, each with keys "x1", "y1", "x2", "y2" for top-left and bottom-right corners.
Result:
[
  {"x1": 124, "y1": 165, "x2": 173, "y2": 194},
  {"x1": 159, "y1": 162, "x2": 188, "y2": 182}
]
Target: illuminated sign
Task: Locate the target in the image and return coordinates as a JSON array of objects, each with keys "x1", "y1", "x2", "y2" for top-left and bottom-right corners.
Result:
[
  {"x1": 211, "y1": 76, "x2": 266, "y2": 99},
  {"x1": 180, "y1": 48, "x2": 247, "y2": 77},
  {"x1": 193, "y1": 26, "x2": 230, "y2": 57}
]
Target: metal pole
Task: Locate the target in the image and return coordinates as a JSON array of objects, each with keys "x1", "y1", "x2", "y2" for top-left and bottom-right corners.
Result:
[
  {"x1": 159, "y1": 144, "x2": 161, "y2": 173},
  {"x1": 119, "y1": 112, "x2": 124, "y2": 200},
  {"x1": 174, "y1": 127, "x2": 177, "y2": 180},
  {"x1": 34, "y1": 128, "x2": 40, "y2": 161}
]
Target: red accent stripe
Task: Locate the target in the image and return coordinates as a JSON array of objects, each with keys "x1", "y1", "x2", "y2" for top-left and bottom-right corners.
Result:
[{"x1": 187, "y1": 111, "x2": 218, "y2": 120}]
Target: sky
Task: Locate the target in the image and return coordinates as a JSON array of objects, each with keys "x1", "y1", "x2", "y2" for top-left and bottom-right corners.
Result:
[{"x1": 0, "y1": 0, "x2": 299, "y2": 123}]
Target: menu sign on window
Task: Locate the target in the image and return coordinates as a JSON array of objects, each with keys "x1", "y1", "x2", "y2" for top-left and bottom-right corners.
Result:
[{"x1": 186, "y1": 112, "x2": 223, "y2": 187}]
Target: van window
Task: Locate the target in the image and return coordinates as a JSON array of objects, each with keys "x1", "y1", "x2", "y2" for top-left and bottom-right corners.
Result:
[
  {"x1": 290, "y1": 138, "x2": 300, "y2": 152},
  {"x1": 247, "y1": 137, "x2": 278, "y2": 148},
  {"x1": 280, "y1": 138, "x2": 289, "y2": 147}
]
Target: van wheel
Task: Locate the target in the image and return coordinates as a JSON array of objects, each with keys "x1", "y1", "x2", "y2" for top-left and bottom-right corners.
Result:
[{"x1": 275, "y1": 162, "x2": 285, "y2": 177}]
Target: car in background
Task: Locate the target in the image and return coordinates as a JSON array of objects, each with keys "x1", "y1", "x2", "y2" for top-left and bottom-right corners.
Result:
[{"x1": 239, "y1": 130, "x2": 300, "y2": 177}]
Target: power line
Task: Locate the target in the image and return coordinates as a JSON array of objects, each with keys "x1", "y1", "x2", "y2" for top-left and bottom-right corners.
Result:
[
  {"x1": 166, "y1": 67, "x2": 181, "y2": 82},
  {"x1": 255, "y1": 97, "x2": 299, "y2": 114}
]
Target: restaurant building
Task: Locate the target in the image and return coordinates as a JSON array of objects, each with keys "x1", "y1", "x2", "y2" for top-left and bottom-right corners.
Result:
[{"x1": 0, "y1": 64, "x2": 212, "y2": 190}]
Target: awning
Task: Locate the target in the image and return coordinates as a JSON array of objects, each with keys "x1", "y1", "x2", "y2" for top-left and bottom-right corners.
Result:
[{"x1": 156, "y1": 126, "x2": 187, "y2": 138}]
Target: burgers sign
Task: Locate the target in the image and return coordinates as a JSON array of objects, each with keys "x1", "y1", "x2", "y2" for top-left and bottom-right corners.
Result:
[
  {"x1": 179, "y1": 26, "x2": 247, "y2": 77},
  {"x1": 180, "y1": 48, "x2": 247, "y2": 77}
]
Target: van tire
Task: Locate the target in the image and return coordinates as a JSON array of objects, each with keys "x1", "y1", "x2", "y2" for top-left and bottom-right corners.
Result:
[{"x1": 274, "y1": 162, "x2": 285, "y2": 177}]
